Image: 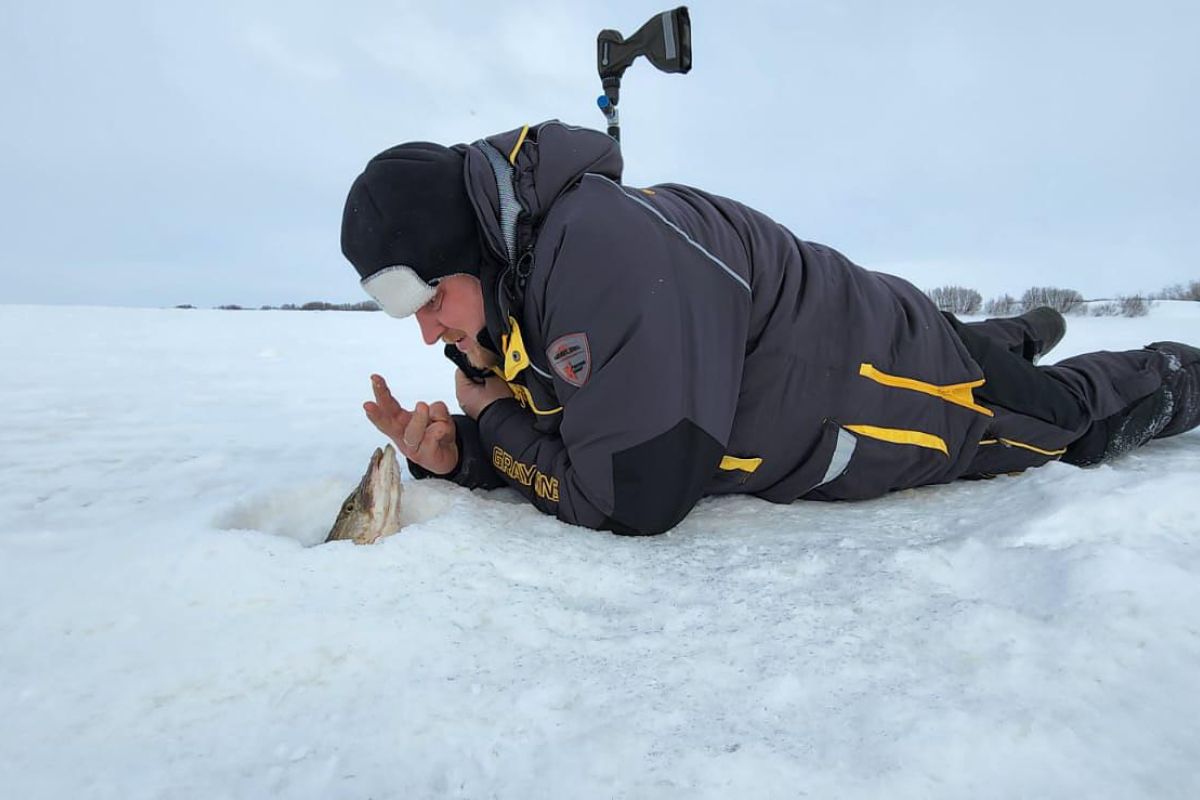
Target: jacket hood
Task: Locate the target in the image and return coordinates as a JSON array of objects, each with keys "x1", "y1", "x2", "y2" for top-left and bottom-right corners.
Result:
[{"x1": 462, "y1": 121, "x2": 623, "y2": 268}]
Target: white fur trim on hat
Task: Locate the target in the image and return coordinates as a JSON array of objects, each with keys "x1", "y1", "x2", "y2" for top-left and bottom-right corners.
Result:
[{"x1": 361, "y1": 265, "x2": 435, "y2": 318}]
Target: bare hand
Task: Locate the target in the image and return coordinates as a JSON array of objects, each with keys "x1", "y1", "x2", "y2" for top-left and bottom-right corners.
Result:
[
  {"x1": 363, "y1": 374, "x2": 458, "y2": 476},
  {"x1": 455, "y1": 370, "x2": 513, "y2": 420}
]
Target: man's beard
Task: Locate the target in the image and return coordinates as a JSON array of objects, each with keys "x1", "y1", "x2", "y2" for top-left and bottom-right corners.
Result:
[
  {"x1": 454, "y1": 331, "x2": 499, "y2": 370},
  {"x1": 465, "y1": 342, "x2": 500, "y2": 370},
  {"x1": 441, "y1": 327, "x2": 500, "y2": 370}
]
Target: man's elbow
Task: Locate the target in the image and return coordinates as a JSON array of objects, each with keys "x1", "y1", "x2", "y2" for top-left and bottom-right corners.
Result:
[
  {"x1": 605, "y1": 419, "x2": 724, "y2": 536},
  {"x1": 603, "y1": 491, "x2": 696, "y2": 536},
  {"x1": 605, "y1": 516, "x2": 684, "y2": 536}
]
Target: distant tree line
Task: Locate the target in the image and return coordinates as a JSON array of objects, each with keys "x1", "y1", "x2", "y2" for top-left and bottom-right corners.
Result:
[
  {"x1": 185, "y1": 278, "x2": 1200, "y2": 318},
  {"x1": 926, "y1": 285, "x2": 982, "y2": 315},
  {"x1": 924, "y1": 278, "x2": 1198, "y2": 319},
  {"x1": 1089, "y1": 296, "x2": 1149, "y2": 318},
  {"x1": 176, "y1": 301, "x2": 381, "y2": 311},
  {"x1": 1158, "y1": 280, "x2": 1200, "y2": 301}
]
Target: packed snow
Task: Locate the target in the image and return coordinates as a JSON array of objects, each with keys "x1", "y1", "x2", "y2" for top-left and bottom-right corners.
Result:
[{"x1": 2, "y1": 302, "x2": 1199, "y2": 799}]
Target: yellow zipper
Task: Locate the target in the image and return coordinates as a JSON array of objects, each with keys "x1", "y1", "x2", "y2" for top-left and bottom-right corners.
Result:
[
  {"x1": 508, "y1": 124, "x2": 530, "y2": 165},
  {"x1": 859, "y1": 363, "x2": 994, "y2": 417},
  {"x1": 844, "y1": 424, "x2": 949, "y2": 456}
]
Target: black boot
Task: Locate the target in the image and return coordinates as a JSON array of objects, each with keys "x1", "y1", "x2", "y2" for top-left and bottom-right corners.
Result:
[
  {"x1": 1018, "y1": 306, "x2": 1066, "y2": 364},
  {"x1": 947, "y1": 306, "x2": 1068, "y2": 365},
  {"x1": 1064, "y1": 340, "x2": 1200, "y2": 465},
  {"x1": 1146, "y1": 341, "x2": 1200, "y2": 439}
]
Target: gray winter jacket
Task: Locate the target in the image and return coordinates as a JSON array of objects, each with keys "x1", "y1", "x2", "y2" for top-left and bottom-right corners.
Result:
[{"x1": 429, "y1": 121, "x2": 994, "y2": 534}]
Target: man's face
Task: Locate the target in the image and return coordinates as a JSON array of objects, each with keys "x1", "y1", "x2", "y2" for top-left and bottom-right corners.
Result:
[{"x1": 413, "y1": 274, "x2": 496, "y2": 368}]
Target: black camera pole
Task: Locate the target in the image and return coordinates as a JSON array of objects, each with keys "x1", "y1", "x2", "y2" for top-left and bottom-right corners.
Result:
[{"x1": 596, "y1": 7, "x2": 693, "y2": 142}]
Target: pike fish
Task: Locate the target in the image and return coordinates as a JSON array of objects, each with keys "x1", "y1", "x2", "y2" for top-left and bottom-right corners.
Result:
[{"x1": 325, "y1": 444, "x2": 404, "y2": 544}]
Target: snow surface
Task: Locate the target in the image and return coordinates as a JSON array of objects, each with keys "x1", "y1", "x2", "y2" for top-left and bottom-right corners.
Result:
[{"x1": 2, "y1": 303, "x2": 1199, "y2": 799}]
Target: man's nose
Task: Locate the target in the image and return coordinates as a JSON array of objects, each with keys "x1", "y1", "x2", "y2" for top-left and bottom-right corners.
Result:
[{"x1": 415, "y1": 310, "x2": 443, "y2": 345}]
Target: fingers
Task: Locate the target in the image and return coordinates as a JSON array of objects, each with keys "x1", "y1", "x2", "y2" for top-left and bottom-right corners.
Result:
[
  {"x1": 403, "y1": 401, "x2": 430, "y2": 450},
  {"x1": 453, "y1": 369, "x2": 474, "y2": 397},
  {"x1": 371, "y1": 374, "x2": 404, "y2": 418},
  {"x1": 426, "y1": 403, "x2": 454, "y2": 447},
  {"x1": 364, "y1": 375, "x2": 413, "y2": 441},
  {"x1": 429, "y1": 401, "x2": 451, "y2": 423},
  {"x1": 365, "y1": 377, "x2": 455, "y2": 462},
  {"x1": 417, "y1": 428, "x2": 454, "y2": 464}
]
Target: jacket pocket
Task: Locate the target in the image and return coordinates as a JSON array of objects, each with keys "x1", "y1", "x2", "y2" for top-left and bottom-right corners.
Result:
[
  {"x1": 805, "y1": 422, "x2": 950, "y2": 501},
  {"x1": 755, "y1": 419, "x2": 857, "y2": 503},
  {"x1": 706, "y1": 454, "x2": 765, "y2": 493}
]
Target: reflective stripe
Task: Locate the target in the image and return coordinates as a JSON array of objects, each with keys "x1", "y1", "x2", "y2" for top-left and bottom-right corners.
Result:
[
  {"x1": 813, "y1": 427, "x2": 857, "y2": 488},
  {"x1": 527, "y1": 361, "x2": 554, "y2": 380},
  {"x1": 476, "y1": 141, "x2": 520, "y2": 266},
  {"x1": 859, "y1": 363, "x2": 994, "y2": 417},
  {"x1": 661, "y1": 11, "x2": 676, "y2": 59},
  {"x1": 844, "y1": 424, "x2": 949, "y2": 456},
  {"x1": 719, "y1": 455, "x2": 762, "y2": 473},
  {"x1": 586, "y1": 175, "x2": 751, "y2": 294},
  {"x1": 508, "y1": 124, "x2": 530, "y2": 165}
]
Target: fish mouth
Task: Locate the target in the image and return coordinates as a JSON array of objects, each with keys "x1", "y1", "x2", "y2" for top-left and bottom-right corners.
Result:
[
  {"x1": 325, "y1": 444, "x2": 404, "y2": 544},
  {"x1": 366, "y1": 445, "x2": 401, "y2": 519},
  {"x1": 357, "y1": 446, "x2": 385, "y2": 506}
]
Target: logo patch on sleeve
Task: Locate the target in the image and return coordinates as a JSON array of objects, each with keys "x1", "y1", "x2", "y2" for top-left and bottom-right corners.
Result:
[{"x1": 547, "y1": 332, "x2": 592, "y2": 387}]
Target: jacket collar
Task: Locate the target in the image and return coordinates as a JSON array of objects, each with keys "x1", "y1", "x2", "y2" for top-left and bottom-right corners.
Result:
[
  {"x1": 460, "y1": 120, "x2": 623, "y2": 348},
  {"x1": 463, "y1": 121, "x2": 622, "y2": 267}
]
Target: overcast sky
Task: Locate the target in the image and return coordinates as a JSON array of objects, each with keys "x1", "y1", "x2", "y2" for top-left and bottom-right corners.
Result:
[{"x1": 3, "y1": 0, "x2": 1198, "y2": 307}]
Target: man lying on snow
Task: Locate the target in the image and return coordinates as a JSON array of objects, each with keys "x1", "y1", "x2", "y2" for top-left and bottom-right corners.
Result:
[{"x1": 339, "y1": 120, "x2": 1200, "y2": 536}]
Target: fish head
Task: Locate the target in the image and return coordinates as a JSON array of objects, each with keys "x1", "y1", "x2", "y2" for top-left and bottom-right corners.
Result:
[{"x1": 325, "y1": 444, "x2": 404, "y2": 544}]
